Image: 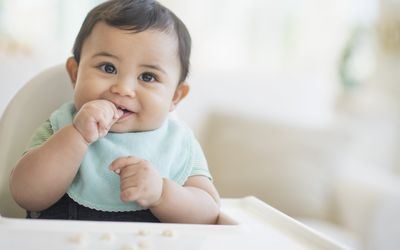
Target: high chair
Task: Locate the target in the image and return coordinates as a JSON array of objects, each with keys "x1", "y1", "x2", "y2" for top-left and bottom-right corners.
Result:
[
  {"x1": 0, "y1": 64, "x2": 72, "y2": 218},
  {"x1": 0, "y1": 65, "x2": 346, "y2": 250}
]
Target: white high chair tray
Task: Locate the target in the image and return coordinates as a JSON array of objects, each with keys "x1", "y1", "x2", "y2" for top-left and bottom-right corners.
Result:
[{"x1": 0, "y1": 196, "x2": 346, "y2": 250}]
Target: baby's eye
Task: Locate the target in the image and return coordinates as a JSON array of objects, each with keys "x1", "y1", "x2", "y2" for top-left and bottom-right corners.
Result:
[
  {"x1": 99, "y1": 63, "x2": 117, "y2": 74},
  {"x1": 139, "y1": 72, "x2": 156, "y2": 83}
]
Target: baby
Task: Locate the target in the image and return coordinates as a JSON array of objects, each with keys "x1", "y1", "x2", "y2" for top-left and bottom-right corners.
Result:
[{"x1": 10, "y1": 0, "x2": 220, "y2": 223}]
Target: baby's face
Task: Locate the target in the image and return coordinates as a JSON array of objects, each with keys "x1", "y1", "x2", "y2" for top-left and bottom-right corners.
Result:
[{"x1": 72, "y1": 22, "x2": 184, "y2": 132}]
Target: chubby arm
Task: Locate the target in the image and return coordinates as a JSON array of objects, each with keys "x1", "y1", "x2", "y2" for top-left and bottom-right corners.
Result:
[
  {"x1": 10, "y1": 125, "x2": 89, "y2": 212},
  {"x1": 110, "y1": 156, "x2": 220, "y2": 224},
  {"x1": 151, "y1": 176, "x2": 220, "y2": 224},
  {"x1": 10, "y1": 100, "x2": 122, "y2": 212}
]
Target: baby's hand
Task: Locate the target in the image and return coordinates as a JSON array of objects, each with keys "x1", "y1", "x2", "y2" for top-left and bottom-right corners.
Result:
[
  {"x1": 109, "y1": 156, "x2": 163, "y2": 208},
  {"x1": 73, "y1": 100, "x2": 123, "y2": 144}
]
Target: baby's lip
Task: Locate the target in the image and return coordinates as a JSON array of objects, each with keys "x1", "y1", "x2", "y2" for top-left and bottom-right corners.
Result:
[
  {"x1": 114, "y1": 103, "x2": 137, "y2": 121},
  {"x1": 117, "y1": 105, "x2": 129, "y2": 112},
  {"x1": 113, "y1": 102, "x2": 134, "y2": 113}
]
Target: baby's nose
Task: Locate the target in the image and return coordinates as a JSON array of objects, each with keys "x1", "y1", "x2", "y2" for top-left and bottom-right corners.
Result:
[{"x1": 110, "y1": 79, "x2": 136, "y2": 97}]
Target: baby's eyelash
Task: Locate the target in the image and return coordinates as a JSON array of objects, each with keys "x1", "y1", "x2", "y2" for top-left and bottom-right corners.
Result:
[
  {"x1": 97, "y1": 63, "x2": 117, "y2": 74},
  {"x1": 139, "y1": 72, "x2": 158, "y2": 82}
]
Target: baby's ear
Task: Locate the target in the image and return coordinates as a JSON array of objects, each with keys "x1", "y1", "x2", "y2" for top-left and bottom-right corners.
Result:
[
  {"x1": 66, "y1": 57, "x2": 78, "y2": 88},
  {"x1": 169, "y1": 83, "x2": 190, "y2": 111}
]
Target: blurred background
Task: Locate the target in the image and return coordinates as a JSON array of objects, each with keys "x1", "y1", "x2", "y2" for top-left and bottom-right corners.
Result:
[{"x1": 1, "y1": 0, "x2": 400, "y2": 249}]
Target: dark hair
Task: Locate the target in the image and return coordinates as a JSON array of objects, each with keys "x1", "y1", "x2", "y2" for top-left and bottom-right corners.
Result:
[{"x1": 72, "y1": 0, "x2": 191, "y2": 83}]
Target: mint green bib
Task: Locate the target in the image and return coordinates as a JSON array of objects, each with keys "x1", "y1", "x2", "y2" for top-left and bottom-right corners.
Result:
[{"x1": 49, "y1": 102, "x2": 207, "y2": 212}]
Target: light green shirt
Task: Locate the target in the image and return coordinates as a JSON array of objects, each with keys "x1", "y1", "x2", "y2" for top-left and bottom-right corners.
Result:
[{"x1": 27, "y1": 102, "x2": 211, "y2": 212}]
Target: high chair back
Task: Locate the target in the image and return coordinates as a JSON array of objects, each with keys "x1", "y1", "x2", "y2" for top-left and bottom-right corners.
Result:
[{"x1": 0, "y1": 64, "x2": 73, "y2": 218}]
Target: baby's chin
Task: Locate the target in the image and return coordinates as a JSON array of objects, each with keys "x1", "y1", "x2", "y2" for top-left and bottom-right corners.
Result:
[
  {"x1": 109, "y1": 124, "x2": 158, "y2": 133},
  {"x1": 109, "y1": 126, "x2": 139, "y2": 133},
  {"x1": 109, "y1": 117, "x2": 166, "y2": 133}
]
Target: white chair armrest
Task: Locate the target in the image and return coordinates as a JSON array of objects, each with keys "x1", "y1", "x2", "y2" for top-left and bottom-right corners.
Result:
[{"x1": 332, "y1": 168, "x2": 400, "y2": 250}]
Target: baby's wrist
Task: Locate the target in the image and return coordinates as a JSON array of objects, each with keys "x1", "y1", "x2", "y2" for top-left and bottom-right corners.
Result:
[
  {"x1": 70, "y1": 124, "x2": 91, "y2": 146},
  {"x1": 149, "y1": 178, "x2": 167, "y2": 209}
]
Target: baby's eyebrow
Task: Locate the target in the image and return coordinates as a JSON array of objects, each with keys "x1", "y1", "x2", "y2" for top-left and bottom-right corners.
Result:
[
  {"x1": 92, "y1": 51, "x2": 120, "y2": 60},
  {"x1": 140, "y1": 64, "x2": 167, "y2": 75}
]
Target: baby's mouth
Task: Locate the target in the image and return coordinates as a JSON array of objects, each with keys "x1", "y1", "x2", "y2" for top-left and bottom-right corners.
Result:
[{"x1": 116, "y1": 106, "x2": 134, "y2": 119}]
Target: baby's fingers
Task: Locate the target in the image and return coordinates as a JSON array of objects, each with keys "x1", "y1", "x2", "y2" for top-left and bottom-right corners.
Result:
[
  {"x1": 121, "y1": 187, "x2": 141, "y2": 202},
  {"x1": 108, "y1": 108, "x2": 123, "y2": 129},
  {"x1": 109, "y1": 156, "x2": 142, "y2": 173},
  {"x1": 113, "y1": 108, "x2": 124, "y2": 120},
  {"x1": 97, "y1": 100, "x2": 122, "y2": 129},
  {"x1": 97, "y1": 116, "x2": 111, "y2": 137}
]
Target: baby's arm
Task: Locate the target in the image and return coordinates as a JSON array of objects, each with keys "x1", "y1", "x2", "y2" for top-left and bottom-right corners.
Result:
[
  {"x1": 110, "y1": 156, "x2": 220, "y2": 224},
  {"x1": 151, "y1": 175, "x2": 220, "y2": 224},
  {"x1": 10, "y1": 100, "x2": 122, "y2": 212},
  {"x1": 10, "y1": 125, "x2": 88, "y2": 212}
]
